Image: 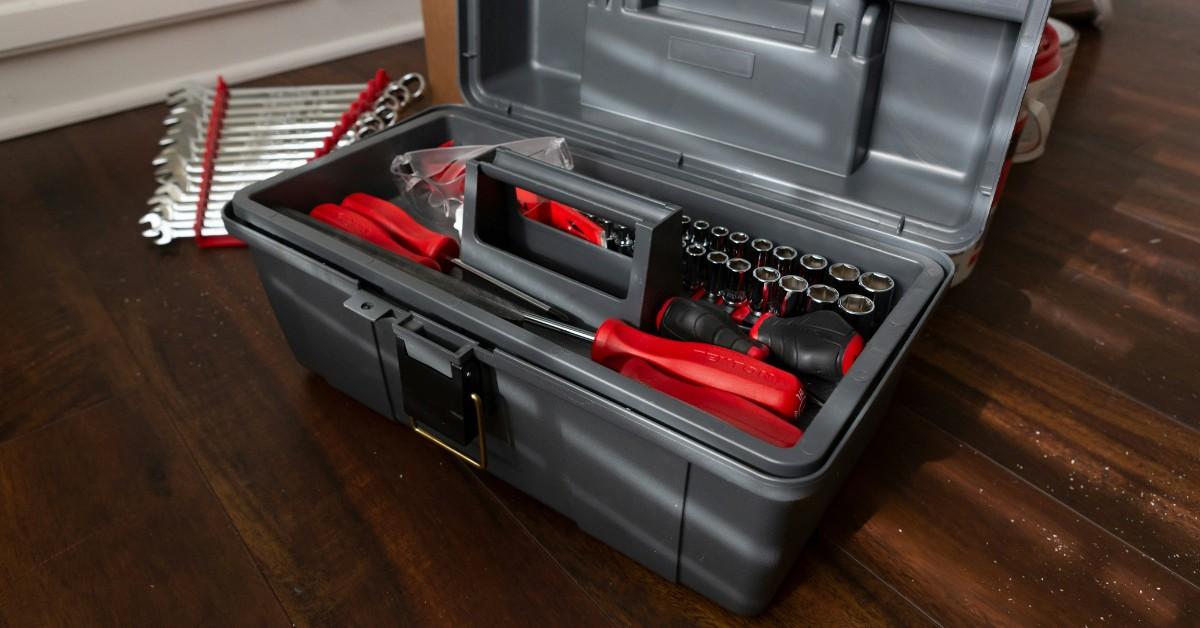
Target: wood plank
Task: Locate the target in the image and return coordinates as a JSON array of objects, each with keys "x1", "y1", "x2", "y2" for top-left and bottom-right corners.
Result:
[
  {"x1": 952, "y1": 10, "x2": 1200, "y2": 426},
  {"x1": 0, "y1": 394, "x2": 291, "y2": 627},
  {"x1": 0, "y1": 140, "x2": 138, "y2": 442},
  {"x1": 479, "y1": 475, "x2": 936, "y2": 627},
  {"x1": 821, "y1": 406, "x2": 1199, "y2": 627},
  {"x1": 900, "y1": 308, "x2": 1200, "y2": 582}
]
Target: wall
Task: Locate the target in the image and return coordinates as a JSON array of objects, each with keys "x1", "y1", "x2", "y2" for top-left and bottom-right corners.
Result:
[{"x1": 0, "y1": 0, "x2": 424, "y2": 141}]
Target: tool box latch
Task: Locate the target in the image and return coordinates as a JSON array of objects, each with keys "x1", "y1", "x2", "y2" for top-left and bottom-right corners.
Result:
[{"x1": 392, "y1": 313, "x2": 488, "y2": 469}]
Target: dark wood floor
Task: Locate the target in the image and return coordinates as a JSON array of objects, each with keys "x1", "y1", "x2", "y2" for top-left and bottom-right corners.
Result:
[{"x1": 2, "y1": 6, "x2": 1198, "y2": 626}]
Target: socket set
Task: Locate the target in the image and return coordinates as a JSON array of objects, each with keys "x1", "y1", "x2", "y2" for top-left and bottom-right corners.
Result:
[
  {"x1": 679, "y1": 215, "x2": 897, "y2": 337},
  {"x1": 141, "y1": 71, "x2": 425, "y2": 247}
]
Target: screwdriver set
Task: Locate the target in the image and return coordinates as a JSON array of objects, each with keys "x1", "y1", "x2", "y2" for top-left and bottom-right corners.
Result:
[{"x1": 221, "y1": 0, "x2": 1049, "y2": 615}]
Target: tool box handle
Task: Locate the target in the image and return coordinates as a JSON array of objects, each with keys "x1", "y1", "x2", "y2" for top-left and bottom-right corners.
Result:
[
  {"x1": 487, "y1": 147, "x2": 675, "y2": 227},
  {"x1": 460, "y1": 148, "x2": 683, "y2": 329}
]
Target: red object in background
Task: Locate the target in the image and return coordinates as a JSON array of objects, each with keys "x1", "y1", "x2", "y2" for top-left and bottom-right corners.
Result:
[
  {"x1": 606, "y1": 356, "x2": 802, "y2": 448},
  {"x1": 311, "y1": 69, "x2": 390, "y2": 160},
  {"x1": 993, "y1": 24, "x2": 1061, "y2": 209},
  {"x1": 993, "y1": 113, "x2": 1028, "y2": 208},
  {"x1": 1030, "y1": 23, "x2": 1063, "y2": 82}
]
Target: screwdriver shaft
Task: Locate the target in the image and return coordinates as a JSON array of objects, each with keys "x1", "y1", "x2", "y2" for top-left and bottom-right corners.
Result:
[{"x1": 521, "y1": 312, "x2": 595, "y2": 342}]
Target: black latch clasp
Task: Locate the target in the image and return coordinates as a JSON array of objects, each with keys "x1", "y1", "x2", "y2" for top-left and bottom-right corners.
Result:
[{"x1": 393, "y1": 314, "x2": 487, "y2": 469}]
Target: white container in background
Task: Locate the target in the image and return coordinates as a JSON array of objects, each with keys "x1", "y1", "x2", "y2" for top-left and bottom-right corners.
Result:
[{"x1": 1014, "y1": 18, "x2": 1078, "y2": 163}]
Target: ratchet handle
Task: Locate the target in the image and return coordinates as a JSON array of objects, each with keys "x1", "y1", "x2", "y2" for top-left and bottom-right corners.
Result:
[
  {"x1": 310, "y1": 203, "x2": 440, "y2": 270},
  {"x1": 607, "y1": 356, "x2": 802, "y2": 448},
  {"x1": 592, "y1": 319, "x2": 804, "y2": 419},
  {"x1": 656, "y1": 298, "x2": 769, "y2": 359},
  {"x1": 341, "y1": 193, "x2": 460, "y2": 261}
]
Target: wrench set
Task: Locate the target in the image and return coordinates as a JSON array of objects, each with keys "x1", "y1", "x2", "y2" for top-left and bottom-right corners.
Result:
[
  {"x1": 141, "y1": 71, "x2": 426, "y2": 247},
  {"x1": 678, "y1": 215, "x2": 897, "y2": 337}
]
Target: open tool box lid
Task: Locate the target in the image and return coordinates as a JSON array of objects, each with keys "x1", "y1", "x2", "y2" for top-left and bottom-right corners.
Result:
[{"x1": 457, "y1": 0, "x2": 1052, "y2": 255}]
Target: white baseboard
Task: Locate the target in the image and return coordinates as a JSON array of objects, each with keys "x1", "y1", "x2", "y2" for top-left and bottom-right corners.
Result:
[{"x1": 0, "y1": 2, "x2": 424, "y2": 141}]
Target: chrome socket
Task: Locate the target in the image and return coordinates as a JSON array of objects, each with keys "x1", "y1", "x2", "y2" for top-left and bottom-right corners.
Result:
[
  {"x1": 799, "y1": 253, "x2": 829, "y2": 284},
  {"x1": 708, "y1": 225, "x2": 730, "y2": 254},
  {"x1": 771, "y1": 246, "x2": 798, "y2": 276},
  {"x1": 726, "y1": 231, "x2": 750, "y2": 259},
  {"x1": 838, "y1": 293, "x2": 878, "y2": 335},
  {"x1": 751, "y1": 238, "x2": 774, "y2": 267},
  {"x1": 806, "y1": 284, "x2": 840, "y2": 313},
  {"x1": 690, "y1": 219, "x2": 712, "y2": 248},
  {"x1": 827, "y1": 262, "x2": 862, "y2": 295},
  {"x1": 682, "y1": 243, "x2": 707, "y2": 290},
  {"x1": 858, "y1": 271, "x2": 896, "y2": 321},
  {"x1": 777, "y1": 275, "x2": 810, "y2": 318},
  {"x1": 680, "y1": 214, "x2": 692, "y2": 243},
  {"x1": 723, "y1": 258, "x2": 753, "y2": 305},
  {"x1": 704, "y1": 250, "x2": 730, "y2": 302},
  {"x1": 749, "y1": 266, "x2": 782, "y2": 314},
  {"x1": 612, "y1": 224, "x2": 635, "y2": 255}
]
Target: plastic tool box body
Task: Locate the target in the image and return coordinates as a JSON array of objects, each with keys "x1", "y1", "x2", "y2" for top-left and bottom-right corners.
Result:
[{"x1": 226, "y1": 0, "x2": 1050, "y2": 613}]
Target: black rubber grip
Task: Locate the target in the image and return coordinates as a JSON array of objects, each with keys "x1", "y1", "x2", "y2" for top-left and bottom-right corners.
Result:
[
  {"x1": 657, "y1": 298, "x2": 766, "y2": 356},
  {"x1": 751, "y1": 311, "x2": 861, "y2": 382}
]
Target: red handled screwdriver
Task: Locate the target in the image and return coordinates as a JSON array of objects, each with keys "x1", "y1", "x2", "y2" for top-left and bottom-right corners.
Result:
[
  {"x1": 336, "y1": 194, "x2": 560, "y2": 317},
  {"x1": 310, "y1": 204, "x2": 441, "y2": 269},
  {"x1": 523, "y1": 313, "x2": 805, "y2": 419},
  {"x1": 341, "y1": 192, "x2": 460, "y2": 261},
  {"x1": 604, "y1": 356, "x2": 802, "y2": 447}
]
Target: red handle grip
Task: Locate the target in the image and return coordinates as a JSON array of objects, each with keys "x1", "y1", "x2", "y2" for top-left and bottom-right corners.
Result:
[
  {"x1": 608, "y1": 357, "x2": 802, "y2": 447},
  {"x1": 310, "y1": 204, "x2": 440, "y2": 270},
  {"x1": 515, "y1": 188, "x2": 606, "y2": 246},
  {"x1": 592, "y1": 320, "x2": 805, "y2": 419},
  {"x1": 341, "y1": 193, "x2": 459, "y2": 262}
]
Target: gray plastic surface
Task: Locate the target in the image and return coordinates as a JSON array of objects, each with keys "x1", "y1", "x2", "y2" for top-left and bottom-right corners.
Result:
[{"x1": 460, "y1": 0, "x2": 1052, "y2": 253}]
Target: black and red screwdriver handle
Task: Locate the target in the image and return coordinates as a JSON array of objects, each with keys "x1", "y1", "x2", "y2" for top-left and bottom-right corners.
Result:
[{"x1": 657, "y1": 297, "x2": 768, "y2": 359}]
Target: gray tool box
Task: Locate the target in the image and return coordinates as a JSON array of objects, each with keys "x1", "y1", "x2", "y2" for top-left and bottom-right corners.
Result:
[{"x1": 225, "y1": 0, "x2": 1050, "y2": 614}]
